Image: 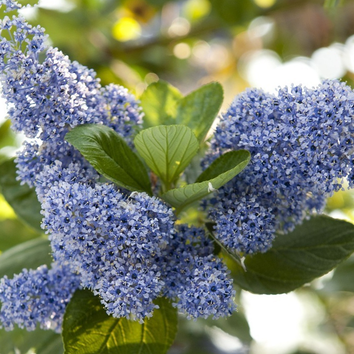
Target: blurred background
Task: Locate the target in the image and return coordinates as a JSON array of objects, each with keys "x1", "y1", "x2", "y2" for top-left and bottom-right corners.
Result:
[{"x1": 2, "y1": 0, "x2": 354, "y2": 353}]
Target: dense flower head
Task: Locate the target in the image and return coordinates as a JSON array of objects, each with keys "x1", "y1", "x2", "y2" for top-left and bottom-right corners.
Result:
[
  {"x1": 101, "y1": 84, "x2": 142, "y2": 141},
  {"x1": 16, "y1": 139, "x2": 98, "y2": 191},
  {"x1": 42, "y1": 180, "x2": 175, "y2": 321},
  {"x1": 34, "y1": 160, "x2": 99, "y2": 202},
  {"x1": 161, "y1": 226, "x2": 236, "y2": 319},
  {"x1": 209, "y1": 194, "x2": 276, "y2": 254},
  {"x1": 0, "y1": 11, "x2": 142, "y2": 188},
  {"x1": 206, "y1": 80, "x2": 354, "y2": 254},
  {"x1": 0, "y1": 263, "x2": 80, "y2": 332},
  {"x1": 0, "y1": 19, "x2": 141, "y2": 142},
  {"x1": 175, "y1": 254, "x2": 236, "y2": 320}
]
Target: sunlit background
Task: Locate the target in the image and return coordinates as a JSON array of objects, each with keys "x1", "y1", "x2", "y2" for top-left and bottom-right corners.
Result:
[{"x1": 2, "y1": 0, "x2": 354, "y2": 353}]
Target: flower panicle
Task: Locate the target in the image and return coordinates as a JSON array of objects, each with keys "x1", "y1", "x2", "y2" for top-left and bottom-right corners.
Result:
[
  {"x1": 206, "y1": 80, "x2": 354, "y2": 254},
  {"x1": 0, "y1": 263, "x2": 81, "y2": 332}
]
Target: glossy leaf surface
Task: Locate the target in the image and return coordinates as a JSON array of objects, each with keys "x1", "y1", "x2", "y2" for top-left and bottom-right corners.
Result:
[
  {"x1": 175, "y1": 82, "x2": 223, "y2": 143},
  {"x1": 63, "y1": 290, "x2": 178, "y2": 354},
  {"x1": 66, "y1": 124, "x2": 151, "y2": 194},
  {"x1": 230, "y1": 216, "x2": 354, "y2": 294},
  {"x1": 134, "y1": 125, "x2": 199, "y2": 186},
  {"x1": 0, "y1": 159, "x2": 42, "y2": 232},
  {"x1": 162, "y1": 150, "x2": 250, "y2": 213},
  {"x1": 140, "y1": 81, "x2": 183, "y2": 128}
]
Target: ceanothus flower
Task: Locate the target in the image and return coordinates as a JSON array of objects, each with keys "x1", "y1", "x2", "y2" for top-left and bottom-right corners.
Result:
[
  {"x1": 161, "y1": 226, "x2": 236, "y2": 319},
  {"x1": 0, "y1": 11, "x2": 142, "y2": 190},
  {"x1": 34, "y1": 160, "x2": 99, "y2": 203},
  {"x1": 41, "y1": 181, "x2": 175, "y2": 321},
  {"x1": 209, "y1": 194, "x2": 276, "y2": 254},
  {"x1": 206, "y1": 80, "x2": 354, "y2": 254},
  {"x1": 0, "y1": 263, "x2": 80, "y2": 332}
]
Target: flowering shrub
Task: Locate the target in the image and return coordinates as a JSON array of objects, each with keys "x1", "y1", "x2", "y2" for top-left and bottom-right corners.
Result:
[{"x1": 1, "y1": 1, "x2": 354, "y2": 353}]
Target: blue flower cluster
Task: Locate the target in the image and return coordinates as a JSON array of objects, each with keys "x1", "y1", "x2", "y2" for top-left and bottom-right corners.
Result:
[
  {"x1": 161, "y1": 226, "x2": 236, "y2": 319},
  {"x1": 42, "y1": 181, "x2": 175, "y2": 321},
  {"x1": 0, "y1": 0, "x2": 234, "y2": 331},
  {"x1": 0, "y1": 10, "x2": 142, "y2": 190},
  {"x1": 0, "y1": 263, "x2": 80, "y2": 332},
  {"x1": 206, "y1": 81, "x2": 354, "y2": 254}
]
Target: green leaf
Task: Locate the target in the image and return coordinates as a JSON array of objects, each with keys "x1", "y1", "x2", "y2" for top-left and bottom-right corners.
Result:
[
  {"x1": 63, "y1": 289, "x2": 178, "y2": 354},
  {"x1": 195, "y1": 150, "x2": 250, "y2": 183},
  {"x1": 0, "y1": 237, "x2": 52, "y2": 278},
  {"x1": 161, "y1": 150, "x2": 250, "y2": 213},
  {"x1": 0, "y1": 159, "x2": 43, "y2": 232},
  {"x1": 175, "y1": 82, "x2": 223, "y2": 143},
  {"x1": 65, "y1": 124, "x2": 152, "y2": 194},
  {"x1": 212, "y1": 310, "x2": 253, "y2": 345},
  {"x1": 0, "y1": 326, "x2": 63, "y2": 354},
  {"x1": 230, "y1": 216, "x2": 354, "y2": 294},
  {"x1": 140, "y1": 81, "x2": 183, "y2": 128},
  {"x1": 134, "y1": 125, "x2": 199, "y2": 187},
  {"x1": 183, "y1": 142, "x2": 209, "y2": 185},
  {"x1": 0, "y1": 120, "x2": 17, "y2": 149}
]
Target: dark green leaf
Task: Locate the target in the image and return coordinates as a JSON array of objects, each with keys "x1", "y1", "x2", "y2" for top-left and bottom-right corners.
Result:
[
  {"x1": 140, "y1": 81, "x2": 183, "y2": 128},
  {"x1": 63, "y1": 289, "x2": 178, "y2": 354},
  {"x1": 0, "y1": 159, "x2": 43, "y2": 232},
  {"x1": 0, "y1": 237, "x2": 52, "y2": 278},
  {"x1": 161, "y1": 150, "x2": 250, "y2": 213},
  {"x1": 175, "y1": 82, "x2": 223, "y2": 143},
  {"x1": 230, "y1": 216, "x2": 354, "y2": 294},
  {"x1": 0, "y1": 326, "x2": 63, "y2": 354},
  {"x1": 65, "y1": 124, "x2": 152, "y2": 194},
  {"x1": 196, "y1": 150, "x2": 250, "y2": 183},
  {"x1": 211, "y1": 310, "x2": 253, "y2": 345},
  {"x1": 134, "y1": 125, "x2": 199, "y2": 187}
]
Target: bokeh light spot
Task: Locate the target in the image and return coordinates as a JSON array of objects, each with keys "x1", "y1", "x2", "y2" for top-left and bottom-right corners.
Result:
[
  {"x1": 168, "y1": 17, "x2": 191, "y2": 37},
  {"x1": 145, "y1": 72, "x2": 159, "y2": 85},
  {"x1": 343, "y1": 35, "x2": 354, "y2": 73},
  {"x1": 184, "y1": 0, "x2": 211, "y2": 21},
  {"x1": 239, "y1": 50, "x2": 321, "y2": 92},
  {"x1": 248, "y1": 16, "x2": 275, "y2": 39},
  {"x1": 311, "y1": 45, "x2": 346, "y2": 79},
  {"x1": 112, "y1": 17, "x2": 141, "y2": 42},
  {"x1": 173, "y1": 43, "x2": 191, "y2": 59},
  {"x1": 254, "y1": 0, "x2": 276, "y2": 9}
]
